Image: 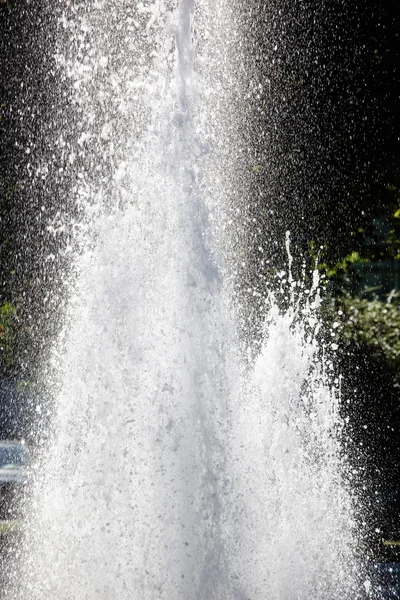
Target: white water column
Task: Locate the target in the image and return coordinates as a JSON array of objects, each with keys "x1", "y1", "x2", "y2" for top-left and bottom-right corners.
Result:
[{"x1": 8, "y1": 1, "x2": 359, "y2": 599}]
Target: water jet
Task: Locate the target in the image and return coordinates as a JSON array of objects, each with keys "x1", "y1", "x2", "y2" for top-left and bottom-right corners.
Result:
[{"x1": 6, "y1": 1, "x2": 359, "y2": 598}]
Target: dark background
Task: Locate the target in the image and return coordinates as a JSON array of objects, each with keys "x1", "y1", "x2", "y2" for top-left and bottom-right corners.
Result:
[{"x1": 244, "y1": 0, "x2": 400, "y2": 269}]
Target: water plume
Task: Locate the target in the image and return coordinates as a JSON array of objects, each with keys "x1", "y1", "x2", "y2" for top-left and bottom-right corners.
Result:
[{"x1": 7, "y1": 1, "x2": 359, "y2": 599}]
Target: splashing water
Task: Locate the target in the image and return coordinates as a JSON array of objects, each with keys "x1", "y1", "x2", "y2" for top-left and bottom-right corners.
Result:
[{"x1": 9, "y1": 1, "x2": 359, "y2": 599}]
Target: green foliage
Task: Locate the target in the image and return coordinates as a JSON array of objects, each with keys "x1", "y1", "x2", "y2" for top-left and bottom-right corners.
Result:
[
  {"x1": 0, "y1": 302, "x2": 16, "y2": 372},
  {"x1": 320, "y1": 252, "x2": 367, "y2": 279},
  {"x1": 317, "y1": 217, "x2": 400, "y2": 299},
  {"x1": 317, "y1": 252, "x2": 367, "y2": 296},
  {"x1": 327, "y1": 296, "x2": 400, "y2": 371}
]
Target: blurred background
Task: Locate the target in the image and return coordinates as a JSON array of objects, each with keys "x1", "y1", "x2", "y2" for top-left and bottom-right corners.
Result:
[{"x1": 0, "y1": 0, "x2": 399, "y2": 596}]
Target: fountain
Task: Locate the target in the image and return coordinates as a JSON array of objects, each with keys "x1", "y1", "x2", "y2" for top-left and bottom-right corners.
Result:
[{"x1": 6, "y1": 1, "x2": 359, "y2": 598}]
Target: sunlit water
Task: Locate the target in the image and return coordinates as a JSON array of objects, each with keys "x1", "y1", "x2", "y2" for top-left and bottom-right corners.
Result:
[{"x1": 7, "y1": 1, "x2": 359, "y2": 598}]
